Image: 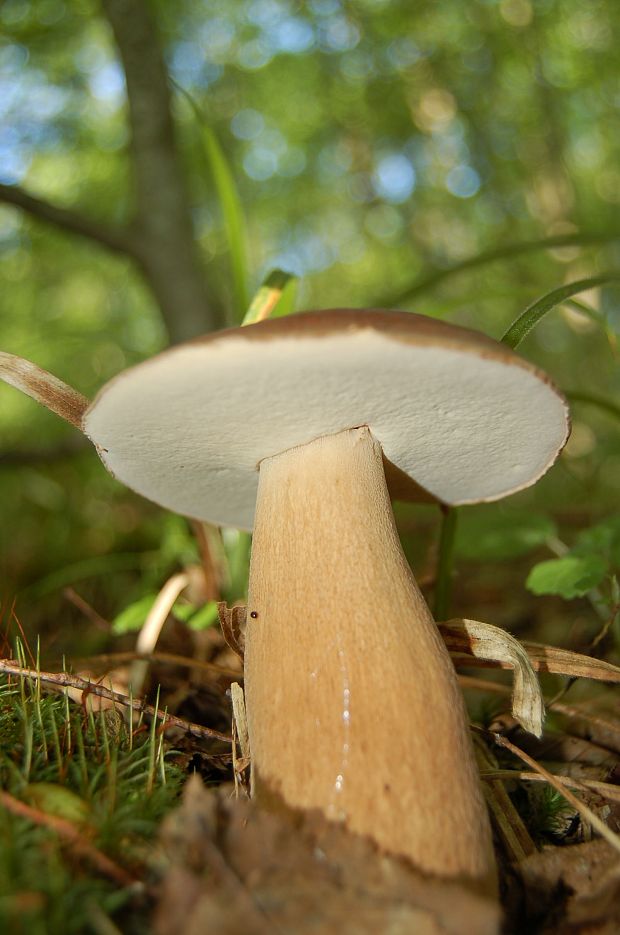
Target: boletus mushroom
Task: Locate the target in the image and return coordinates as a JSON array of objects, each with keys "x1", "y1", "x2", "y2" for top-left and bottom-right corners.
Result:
[{"x1": 1, "y1": 310, "x2": 570, "y2": 893}]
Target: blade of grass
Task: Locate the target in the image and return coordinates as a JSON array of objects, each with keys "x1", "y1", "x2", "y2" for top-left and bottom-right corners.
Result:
[
  {"x1": 242, "y1": 269, "x2": 298, "y2": 325},
  {"x1": 172, "y1": 80, "x2": 250, "y2": 322},
  {"x1": 501, "y1": 273, "x2": 620, "y2": 349}
]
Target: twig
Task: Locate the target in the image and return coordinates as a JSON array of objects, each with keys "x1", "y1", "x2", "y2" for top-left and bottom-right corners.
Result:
[
  {"x1": 0, "y1": 659, "x2": 232, "y2": 744},
  {"x1": 479, "y1": 727, "x2": 620, "y2": 855},
  {"x1": 0, "y1": 790, "x2": 136, "y2": 887},
  {"x1": 0, "y1": 183, "x2": 133, "y2": 256},
  {"x1": 74, "y1": 650, "x2": 241, "y2": 679},
  {"x1": 64, "y1": 588, "x2": 110, "y2": 631},
  {"x1": 475, "y1": 738, "x2": 536, "y2": 861},
  {"x1": 479, "y1": 770, "x2": 620, "y2": 804}
]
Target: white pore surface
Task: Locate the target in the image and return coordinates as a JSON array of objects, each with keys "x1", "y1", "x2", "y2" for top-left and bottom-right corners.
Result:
[{"x1": 84, "y1": 330, "x2": 569, "y2": 529}]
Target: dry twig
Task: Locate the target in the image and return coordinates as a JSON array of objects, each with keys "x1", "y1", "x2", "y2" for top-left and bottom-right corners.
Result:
[{"x1": 0, "y1": 658, "x2": 232, "y2": 744}]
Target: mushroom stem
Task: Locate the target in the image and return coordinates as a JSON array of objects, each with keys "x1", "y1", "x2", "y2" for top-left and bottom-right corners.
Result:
[{"x1": 245, "y1": 426, "x2": 496, "y2": 891}]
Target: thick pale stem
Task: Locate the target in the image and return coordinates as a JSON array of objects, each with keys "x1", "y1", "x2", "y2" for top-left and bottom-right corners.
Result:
[{"x1": 245, "y1": 427, "x2": 496, "y2": 890}]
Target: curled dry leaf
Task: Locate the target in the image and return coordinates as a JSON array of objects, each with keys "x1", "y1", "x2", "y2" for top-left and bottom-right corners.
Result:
[
  {"x1": 217, "y1": 603, "x2": 246, "y2": 660},
  {"x1": 440, "y1": 619, "x2": 545, "y2": 737},
  {"x1": 153, "y1": 776, "x2": 501, "y2": 935}
]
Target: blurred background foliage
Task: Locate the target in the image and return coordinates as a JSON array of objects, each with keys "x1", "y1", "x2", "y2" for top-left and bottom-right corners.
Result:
[{"x1": 0, "y1": 0, "x2": 619, "y2": 656}]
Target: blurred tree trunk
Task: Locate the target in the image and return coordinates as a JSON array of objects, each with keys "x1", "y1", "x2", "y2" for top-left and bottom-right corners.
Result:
[
  {"x1": 102, "y1": 0, "x2": 222, "y2": 342},
  {"x1": 0, "y1": 0, "x2": 223, "y2": 344}
]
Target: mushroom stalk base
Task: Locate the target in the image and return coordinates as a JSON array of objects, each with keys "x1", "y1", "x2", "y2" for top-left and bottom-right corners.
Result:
[{"x1": 245, "y1": 427, "x2": 496, "y2": 891}]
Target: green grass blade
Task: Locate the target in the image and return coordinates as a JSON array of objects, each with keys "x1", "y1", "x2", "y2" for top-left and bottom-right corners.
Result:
[
  {"x1": 501, "y1": 274, "x2": 620, "y2": 349},
  {"x1": 172, "y1": 80, "x2": 250, "y2": 322},
  {"x1": 202, "y1": 125, "x2": 250, "y2": 320},
  {"x1": 242, "y1": 269, "x2": 298, "y2": 325}
]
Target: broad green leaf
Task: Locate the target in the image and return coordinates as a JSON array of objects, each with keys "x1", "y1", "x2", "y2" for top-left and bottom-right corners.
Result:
[
  {"x1": 112, "y1": 593, "x2": 158, "y2": 634},
  {"x1": 526, "y1": 555, "x2": 608, "y2": 599},
  {"x1": 456, "y1": 510, "x2": 557, "y2": 561},
  {"x1": 501, "y1": 274, "x2": 620, "y2": 349},
  {"x1": 242, "y1": 269, "x2": 298, "y2": 325},
  {"x1": 159, "y1": 515, "x2": 200, "y2": 567}
]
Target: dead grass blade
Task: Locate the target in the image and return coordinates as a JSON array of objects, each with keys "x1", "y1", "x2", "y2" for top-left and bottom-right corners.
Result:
[
  {"x1": 521, "y1": 642, "x2": 620, "y2": 682},
  {"x1": 446, "y1": 622, "x2": 620, "y2": 683},
  {"x1": 474, "y1": 738, "x2": 536, "y2": 862},
  {"x1": 441, "y1": 618, "x2": 544, "y2": 736},
  {"x1": 478, "y1": 728, "x2": 620, "y2": 856},
  {"x1": 479, "y1": 770, "x2": 620, "y2": 804}
]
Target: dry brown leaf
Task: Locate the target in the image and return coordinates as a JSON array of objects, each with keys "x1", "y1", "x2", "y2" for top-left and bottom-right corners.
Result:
[
  {"x1": 519, "y1": 839, "x2": 620, "y2": 934},
  {"x1": 217, "y1": 603, "x2": 246, "y2": 660},
  {"x1": 153, "y1": 776, "x2": 500, "y2": 935},
  {"x1": 441, "y1": 619, "x2": 545, "y2": 736},
  {"x1": 522, "y1": 642, "x2": 620, "y2": 682},
  {"x1": 446, "y1": 622, "x2": 620, "y2": 684}
]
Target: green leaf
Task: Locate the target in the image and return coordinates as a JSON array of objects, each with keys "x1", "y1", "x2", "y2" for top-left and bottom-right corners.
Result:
[
  {"x1": 456, "y1": 510, "x2": 557, "y2": 561},
  {"x1": 112, "y1": 593, "x2": 158, "y2": 634},
  {"x1": 186, "y1": 601, "x2": 219, "y2": 631},
  {"x1": 526, "y1": 555, "x2": 608, "y2": 599},
  {"x1": 242, "y1": 269, "x2": 298, "y2": 325},
  {"x1": 501, "y1": 274, "x2": 620, "y2": 349}
]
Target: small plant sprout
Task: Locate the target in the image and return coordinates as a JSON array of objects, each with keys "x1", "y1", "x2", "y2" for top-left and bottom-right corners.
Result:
[{"x1": 1, "y1": 309, "x2": 570, "y2": 892}]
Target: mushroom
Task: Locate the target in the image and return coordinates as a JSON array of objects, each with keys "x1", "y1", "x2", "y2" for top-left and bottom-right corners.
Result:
[{"x1": 1, "y1": 310, "x2": 570, "y2": 892}]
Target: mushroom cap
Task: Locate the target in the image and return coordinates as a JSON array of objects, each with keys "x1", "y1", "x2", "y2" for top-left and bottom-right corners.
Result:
[{"x1": 83, "y1": 309, "x2": 570, "y2": 529}]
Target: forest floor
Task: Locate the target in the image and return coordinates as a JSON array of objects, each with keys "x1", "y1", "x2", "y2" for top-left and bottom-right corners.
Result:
[{"x1": 1, "y1": 570, "x2": 619, "y2": 935}]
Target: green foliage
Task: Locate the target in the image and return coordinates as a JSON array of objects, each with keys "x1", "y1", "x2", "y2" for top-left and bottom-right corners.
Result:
[
  {"x1": 456, "y1": 509, "x2": 557, "y2": 562},
  {"x1": 526, "y1": 515, "x2": 620, "y2": 599},
  {"x1": 173, "y1": 80, "x2": 250, "y2": 322},
  {"x1": 112, "y1": 593, "x2": 160, "y2": 634},
  {"x1": 527, "y1": 554, "x2": 608, "y2": 599},
  {"x1": 501, "y1": 274, "x2": 620, "y2": 348},
  {"x1": 0, "y1": 674, "x2": 182, "y2": 933},
  {"x1": 525, "y1": 784, "x2": 578, "y2": 843},
  {"x1": 242, "y1": 269, "x2": 298, "y2": 325},
  {"x1": 112, "y1": 592, "x2": 218, "y2": 634}
]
